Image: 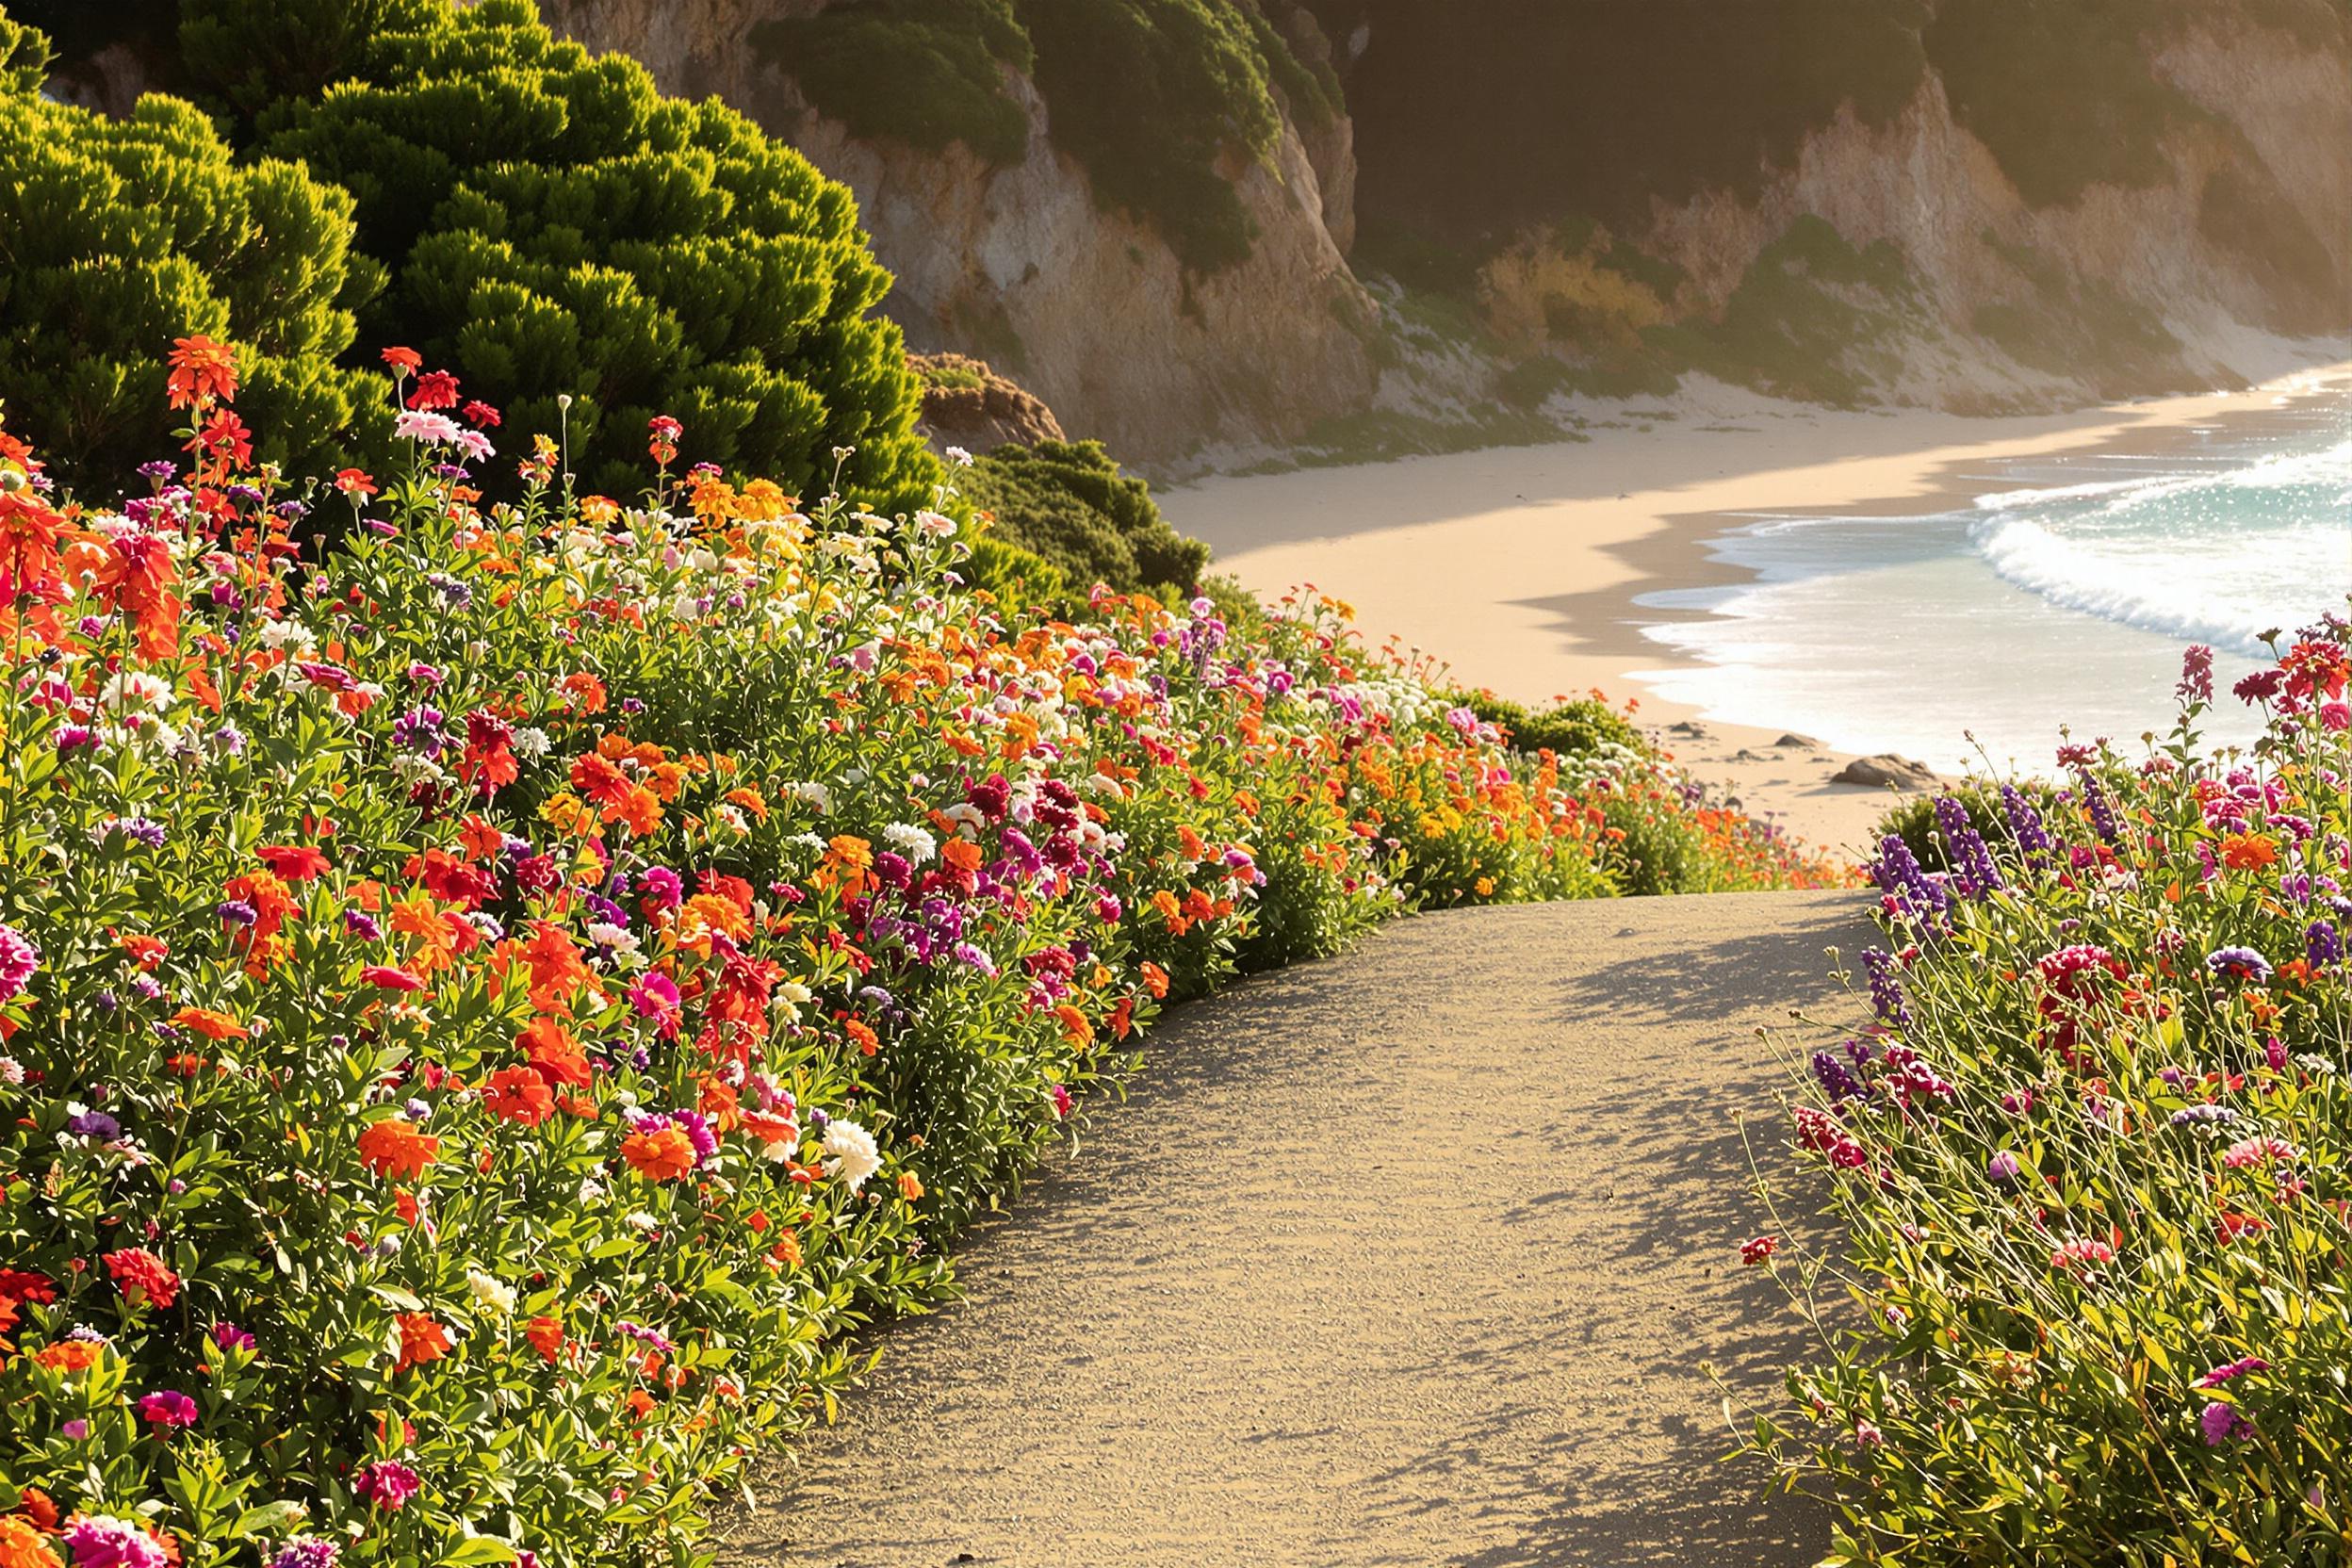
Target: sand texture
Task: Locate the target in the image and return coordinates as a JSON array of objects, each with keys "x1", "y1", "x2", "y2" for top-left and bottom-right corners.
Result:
[{"x1": 730, "y1": 891, "x2": 1877, "y2": 1568}]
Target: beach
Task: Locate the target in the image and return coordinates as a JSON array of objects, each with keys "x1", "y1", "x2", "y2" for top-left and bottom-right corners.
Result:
[{"x1": 1161, "y1": 359, "x2": 2352, "y2": 855}]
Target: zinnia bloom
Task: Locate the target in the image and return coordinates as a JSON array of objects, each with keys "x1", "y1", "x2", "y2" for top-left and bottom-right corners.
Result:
[
  {"x1": 482, "y1": 1066, "x2": 554, "y2": 1126},
  {"x1": 621, "y1": 1125, "x2": 695, "y2": 1183},
  {"x1": 355, "y1": 1118, "x2": 440, "y2": 1180},
  {"x1": 105, "y1": 1247, "x2": 181, "y2": 1309},
  {"x1": 2199, "y1": 1400, "x2": 2254, "y2": 1445},
  {"x1": 2205, "y1": 946, "x2": 2272, "y2": 983},
  {"x1": 136, "y1": 1390, "x2": 199, "y2": 1429},
  {"x1": 0, "y1": 923, "x2": 36, "y2": 1003},
  {"x1": 0, "y1": 1514, "x2": 62, "y2": 1568},
  {"x1": 56, "y1": 1518, "x2": 162, "y2": 1568},
  {"x1": 393, "y1": 1313, "x2": 452, "y2": 1373},
  {"x1": 351, "y1": 1460, "x2": 420, "y2": 1511},
  {"x1": 822, "y1": 1119, "x2": 882, "y2": 1192}
]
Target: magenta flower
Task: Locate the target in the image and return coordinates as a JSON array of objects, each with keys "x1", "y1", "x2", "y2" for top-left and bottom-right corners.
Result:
[
  {"x1": 210, "y1": 1321, "x2": 255, "y2": 1351},
  {"x1": 2199, "y1": 1400, "x2": 2255, "y2": 1446},
  {"x1": 351, "y1": 1459, "x2": 421, "y2": 1511},
  {"x1": 58, "y1": 1517, "x2": 167, "y2": 1568},
  {"x1": 0, "y1": 923, "x2": 38, "y2": 1003},
  {"x1": 2195, "y1": 1356, "x2": 2269, "y2": 1389},
  {"x1": 136, "y1": 1390, "x2": 199, "y2": 1429}
]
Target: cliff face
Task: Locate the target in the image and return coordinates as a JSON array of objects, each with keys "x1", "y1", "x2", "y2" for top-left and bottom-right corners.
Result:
[{"x1": 536, "y1": 0, "x2": 1377, "y2": 469}]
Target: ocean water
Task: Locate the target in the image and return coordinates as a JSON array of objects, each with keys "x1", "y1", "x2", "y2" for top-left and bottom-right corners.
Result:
[{"x1": 1631, "y1": 398, "x2": 2352, "y2": 776}]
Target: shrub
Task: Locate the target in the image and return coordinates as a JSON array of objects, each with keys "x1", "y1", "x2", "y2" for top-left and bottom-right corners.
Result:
[
  {"x1": 0, "y1": 347, "x2": 1842, "y2": 1568},
  {"x1": 0, "y1": 13, "x2": 366, "y2": 492},
  {"x1": 1458, "y1": 691, "x2": 1651, "y2": 760},
  {"x1": 954, "y1": 438, "x2": 1208, "y2": 599},
  {"x1": 749, "y1": 0, "x2": 1034, "y2": 167},
  {"x1": 179, "y1": 0, "x2": 938, "y2": 509},
  {"x1": 1870, "y1": 776, "x2": 2064, "y2": 872},
  {"x1": 1750, "y1": 634, "x2": 2352, "y2": 1560}
]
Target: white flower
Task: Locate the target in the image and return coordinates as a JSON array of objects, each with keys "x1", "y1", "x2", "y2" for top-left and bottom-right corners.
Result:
[
  {"x1": 256, "y1": 618, "x2": 317, "y2": 653},
  {"x1": 779, "y1": 981, "x2": 813, "y2": 1006},
  {"x1": 99, "y1": 670, "x2": 172, "y2": 711},
  {"x1": 788, "y1": 831, "x2": 829, "y2": 856},
  {"x1": 510, "y1": 727, "x2": 553, "y2": 760},
  {"x1": 882, "y1": 822, "x2": 937, "y2": 863},
  {"x1": 466, "y1": 1268, "x2": 516, "y2": 1317},
  {"x1": 945, "y1": 445, "x2": 973, "y2": 467},
  {"x1": 788, "y1": 780, "x2": 831, "y2": 813},
  {"x1": 586, "y1": 922, "x2": 640, "y2": 957},
  {"x1": 822, "y1": 1119, "x2": 882, "y2": 1192},
  {"x1": 939, "y1": 802, "x2": 985, "y2": 838},
  {"x1": 914, "y1": 509, "x2": 957, "y2": 538},
  {"x1": 577, "y1": 1176, "x2": 607, "y2": 1205}
]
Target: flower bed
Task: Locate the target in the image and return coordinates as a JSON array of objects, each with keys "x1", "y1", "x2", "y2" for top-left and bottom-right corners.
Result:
[
  {"x1": 1750, "y1": 634, "x2": 2352, "y2": 1561},
  {"x1": 0, "y1": 344, "x2": 1838, "y2": 1568}
]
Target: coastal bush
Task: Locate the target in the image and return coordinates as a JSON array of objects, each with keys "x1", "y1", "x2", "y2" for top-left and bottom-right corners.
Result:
[
  {"x1": 0, "y1": 345, "x2": 1841, "y2": 1568},
  {"x1": 956, "y1": 439, "x2": 1208, "y2": 599},
  {"x1": 1458, "y1": 692, "x2": 1649, "y2": 760},
  {"x1": 748, "y1": 0, "x2": 1033, "y2": 166},
  {"x1": 0, "y1": 15, "x2": 366, "y2": 491},
  {"x1": 1749, "y1": 631, "x2": 2352, "y2": 1560},
  {"x1": 1870, "y1": 777, "x2": 2063, "y2": 874},
  {"x1": 177, "y1": 0, "x2": 938, "y2": 510}
]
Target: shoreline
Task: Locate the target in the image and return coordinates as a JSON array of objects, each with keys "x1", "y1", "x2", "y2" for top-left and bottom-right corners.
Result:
[{"x1": 1162, "y1": 356, "x2": 2352, "y2": 855}]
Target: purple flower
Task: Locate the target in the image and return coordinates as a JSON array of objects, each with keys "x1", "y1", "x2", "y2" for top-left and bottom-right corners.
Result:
[
  {"x1": 391, "y1": 707, "x2": 447, "y2": 759},
  {"x1": 2306, "y1": 921, "x2": 2342, "y2": 969},
  {"x1": 2198, "y1": 1400, "x2": 2254, "y2": 1445},
  {"x1": 2171, "y1": 1103, "x2": 2238, "y2": 1126},
  {"x1": 344, "y1": 909, "x2": 383, "y2": 941},
  {"x1": 267, "y1": 1539, "x2": 340, "y2": 1568},
  {"x1": 2177, "y1": 644, "x2": 2213, "y2": 703},
  {"x1": 2205, "y1": 947, "x2": 2272, "y2": 983},
  {"x1": 0, "y1": 923, "x2": 39, "y2": 1003},
  {"x1": 55, "y1": 724, "x2": 98, "y2": 754},
  {"x1": 1985, "y1": 1152, "x2": 2021, "y2": 1184},
  {"x1": 351, "y1": 1459, "x2": 421, "y2": 1511},
  {"x1": 2073, "y1": 771, "x2": 2121, "y2": 846},
  {"x1": 1870, "y1": 835, "x2": 1950, "y2": 921},
  {"x1": 1861, "y1": 948, "x2": 1911, "y2": 1028},
  {"x1": 216, "y1": 899, "x2": 258, "y2": 927},
  {"x1": 68, "y1": 1110, "x2": 121, "y2": 1140},
  {"x1": 1810, "y1": 1050, "x2": 1863, "y2": 1103}
]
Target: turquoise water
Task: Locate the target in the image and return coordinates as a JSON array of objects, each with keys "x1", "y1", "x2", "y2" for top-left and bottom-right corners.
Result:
[{"x1": 1632, "y1": 397, "x2": 2352, "y2": 775}]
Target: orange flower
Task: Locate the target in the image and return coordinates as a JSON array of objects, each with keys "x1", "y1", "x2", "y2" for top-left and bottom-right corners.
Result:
[
  {"x1": 165, "y1": 335, "x2": 237, "y2": 409},
  {"x1": 1054, "y1": 1004, "x2": 1094, "y2": 1048},
  {"x1": 896, "y1": 1171, "x2": 924, "y2": 1201},
  {"x1": 169, "y1": 1006, "x2": 248, "y2": 1041},
  {"x1": 621, "y1": 1125, "x2": 695, "y2": 1182},
  {"x1": 524, "y1": 1315, "x2": 565, "y2": 1364},
  {"x1": 32, "y1": 1340, "x2": 103, "y2": 1375},
  {"x1": 393, "y1": 1313, "x2": 452, "y2": 1373},
  {"x1": 0, "y1": 1511, "x2": 61, "y2": 1568},
  {"x1": 1138, "y1": 962, "x2": 1170, "y2": 1000},
  {"x1": 2218, "y1": 833, "x2": 2278, "y2": 871},
  {"x1": 520, "y1": 1016, "x2": 592, "y2": 1088},
  {"x1": 356, "y1": 1118, "x2": 440, "y2": 1180},
  {"x1": 118, "y1": 933, "x2": 170, "y2": 971},
  {"x1": 843, "y1": 1018, "x2": 879, "y2": 1056},
  {"x1": 334, "y1": 467, "x2": 377, "y2": 497},
  {"x1": 17, "y1": 1488, "x2": 58, "y2": 1531}
]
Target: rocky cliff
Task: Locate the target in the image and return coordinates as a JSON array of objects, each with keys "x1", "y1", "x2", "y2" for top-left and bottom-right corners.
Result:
[{"x1": 535, "y1": 0, "x2": 1378, "y2": 470}]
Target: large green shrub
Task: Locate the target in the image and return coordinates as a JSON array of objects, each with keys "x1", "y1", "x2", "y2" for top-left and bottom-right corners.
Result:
[
  {"x1": 956, "y1": 438, "x2": 1208, "y2": 597},
  {"x1": 180, "y1": 0, "x2": 938, "y2": 509},
  {"x1": 0, "y1": 11, "x2": 365, "y2": 491},
  {"x1": 750, "y1": 0, "x2": 1033, "y2": 166}
]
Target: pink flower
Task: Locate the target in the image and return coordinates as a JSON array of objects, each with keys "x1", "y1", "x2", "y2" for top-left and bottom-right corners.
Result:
[
  {"x1": 2050, "y1": 1237, "x2": 2115, "y2": 1271},
  {"x1": 2321, "y1": 701, "x2": 2349, "y2": 733},
  {"x1": 1047, "y1": 1084, "x2": 1073, "y2": 1120},
  {"x1": 628, "y1": 973, "x2": 682, "y2": 1037},
  {"x1": 361, "y1": 966, "x2": 425, "y2": 991},
  {"x1": 136, "y1": 1389, "x2": 199, "y2": 1429},
  {"x1": 0, "y1": 923, "x2": 36, "y2": 1002},
  {"x1": 2195, "y1": 1355, "x2": 2268, "y2": 1388},
  {"x1": 351, "y1": 1459, "x2": 421, "y2": 1511},
  {"x1": 2222, "y1": 1135, "x2": 2296, "y2": 1169}
]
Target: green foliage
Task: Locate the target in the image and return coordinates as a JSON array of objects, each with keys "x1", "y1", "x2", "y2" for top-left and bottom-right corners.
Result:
[
  {"x1": 751, "y1": 0, "x2": 1032, "y2": 166},
  {"x1": 182, "y1": 0, "x2": 937, "y2": 508},
  {"x1": 0, "y1": 21, "x2": 365, "y2": 490},
  {"x1": 0, "y1": 4, "x2": 47, "y2": 92},
  {"x1": 1924, "y1": 0, "x2": 2206, "y2": 207},
  {"x1": 1458, "y1": 692, "x2": 1652, "y2": 760},
  {"x1": 1757, "y1": 671, "x2": 2352, "y2": 1559},
  {"x1": 1018, "y1": 0, "x2": 1289, "y2": 272},
  {"x1": 1659, "y1": 216, "x2": 1918, "y2": 407},
  {"x1": 956, "y1": 438, "x2": 1208, "y2": 597}
]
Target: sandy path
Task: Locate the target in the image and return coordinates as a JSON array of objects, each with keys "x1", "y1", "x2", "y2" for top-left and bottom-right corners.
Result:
[{"x1": 731, "y1": 891, "x2": 1876, "y2": 1568}]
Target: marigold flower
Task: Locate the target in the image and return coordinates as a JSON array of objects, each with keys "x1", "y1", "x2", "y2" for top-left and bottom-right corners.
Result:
[
  {"x1": 524, "y1": 1315, "x2": 564, "y2": 1364},
  {"x1": 33, "y1": 1340, "x2": 104, "y2": 1375},
  {"x1": 0, "y1": 1515, "x2": 60, "y2": 1568}
]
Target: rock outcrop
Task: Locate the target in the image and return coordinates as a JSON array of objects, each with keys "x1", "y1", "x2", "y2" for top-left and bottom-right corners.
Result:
[{"x1": 909, "y1": 353, "x2": 1065, "y2": 457}]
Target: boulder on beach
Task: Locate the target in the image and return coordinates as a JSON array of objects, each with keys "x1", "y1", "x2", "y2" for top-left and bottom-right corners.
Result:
[
  {"x1": 1833, "y1": 753, "x2": 1939, "y2": 789},
  {"x1": 1774, "y1": 732, "x2": 1823, "y2": 749}
]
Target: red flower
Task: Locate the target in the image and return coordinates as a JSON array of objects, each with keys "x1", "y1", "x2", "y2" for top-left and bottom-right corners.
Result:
[
  {"x1": 462, "y1": 400, "x2": 501, "y2": 428},
  {"x1": 105, "y1": 1247, "x2": 181, "y2": 1309},
  {"x1": 393, "y1": 1313, "x2": 452, "y2": 1372},
  {"x1": 256, "y1": 845, "x2": 331, "y2": 881},
  {"x1": 193, "y1": 409, "x2": 253, "y2": 467},
  {"x1": 381, "y1": 346, "x2": 422, "y2": 373},
  {"x1": 335, "y1": 468, "x2": 377, "y2": 497},
  {"x1": 361, "y1": 965, "x2": 425, "y2": 991},
  {"x1": 1740, "y1": 1235, "x2": 1779, "y2": 1266},
  {"x1": 407, "y1": 369, "x2": 461, "y2": 412},
  {"x1": 524, "y1": 1315, "x2": 564, "y2": 1364}
]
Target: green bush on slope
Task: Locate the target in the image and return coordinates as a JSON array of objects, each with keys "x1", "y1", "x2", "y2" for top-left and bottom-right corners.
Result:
[
  {"x1": 177, "y1": 0, "x2": 938, "y2": 510},
  {"x1": 749, "y1": 0, "x2": 1033, "y2": 166},
  {"x1": 957, "y1": 439, "x2": 1209, "y2": 598},
  {"x1": 0, "y1": 10, "x2": 366, "y2": 490}
]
